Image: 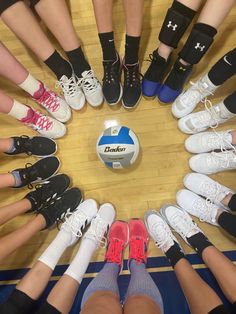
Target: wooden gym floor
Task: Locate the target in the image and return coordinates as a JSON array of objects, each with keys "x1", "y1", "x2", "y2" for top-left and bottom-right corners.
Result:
[{"x1": 0, "y1": 0, "x2": 235, "y2": 302}]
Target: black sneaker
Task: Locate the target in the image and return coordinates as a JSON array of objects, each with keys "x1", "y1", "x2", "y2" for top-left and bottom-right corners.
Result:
[
  {"x1": 102, "y1": 54, "x2": 122, "y2": 105},
  {"x1": 12, "y1": 156, "x2": 60, "y2": 188},
  {"x1": 122, "y1": 62, "x2": 141, "y2": 110},
  {"x1": 25, "y1": 174, "x2": 70, "y2": 213},
  {"x1": 5, "y1": 136, "x2": 57, "y2": 157},
  {"x1": 142, "y1": 50, "x2": 171, "y2": 98},
  {"x1": 158, "y1": 58, "x2": 193, "y2": 103},
  {"x1": 39, "y1": 187, "x2": 83, "y2": 228}
]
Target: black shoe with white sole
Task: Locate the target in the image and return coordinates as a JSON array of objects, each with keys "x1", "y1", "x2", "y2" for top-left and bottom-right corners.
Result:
[{"x1": 39, "y1": 187, "x2": 83, "y2": 228}]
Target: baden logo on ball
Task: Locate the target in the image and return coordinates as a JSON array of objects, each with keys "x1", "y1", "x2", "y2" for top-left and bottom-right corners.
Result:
[{"x1": 97, "y1": 126, "x2": 140, "y2": 169}]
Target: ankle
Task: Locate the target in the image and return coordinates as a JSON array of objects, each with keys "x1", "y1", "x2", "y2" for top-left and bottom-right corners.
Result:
[
  {"x1": 158, "y1": 45, "x2": 173, "y2": 60},
  {"x1": 179, "y1": 58, "x2": 190, "y2": 66},
  {"x1": 230, "y1": 130, "x2": 236, "y2": 145},
  {"x1": 221, "y1": 193, "x2": 233, "y2": 207},
  {"x1": 216, "y1": 207, "x2": 225, "y2": 222}
]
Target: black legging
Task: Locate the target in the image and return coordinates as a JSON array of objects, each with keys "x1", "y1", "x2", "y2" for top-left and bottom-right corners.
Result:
[{"x1": 0, "y1": 0, "x2": 40, "y2": 15}]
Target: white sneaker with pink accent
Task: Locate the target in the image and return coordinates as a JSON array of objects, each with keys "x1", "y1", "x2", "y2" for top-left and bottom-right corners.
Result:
[
  {"x1": 32, "y1": 81, "x2": 71, "y2": 123},
  {"x1": 20, "y1": 107, "x2": 66, "y2": 139}
]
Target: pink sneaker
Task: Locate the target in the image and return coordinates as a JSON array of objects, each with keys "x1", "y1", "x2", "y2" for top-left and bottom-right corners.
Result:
[
  {"x1": 32, "y1": 81, "x2": 71, "y2": 123},
  {"x1": 105, "y1": 220, "x2": 129, "y2": 267},
  {"x1": 20, "y1": 106, "x2": 66, "y2": 139},
  {"x1": 128, "y1": 218, "x2": 149, "y2": 265}
]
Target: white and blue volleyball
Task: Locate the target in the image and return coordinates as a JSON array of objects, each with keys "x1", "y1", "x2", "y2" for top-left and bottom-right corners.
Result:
[{"x1": 97, "y1": 126, "x2": 139, "y2": 169}]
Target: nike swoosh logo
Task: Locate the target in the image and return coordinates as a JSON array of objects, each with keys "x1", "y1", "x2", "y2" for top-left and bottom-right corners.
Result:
[
  {"x1": 224, "y1": 56, "x2": 232, "y2": 66},
  {"x1": 109, "y1": 39, "x2": 114, "y2": 42}
]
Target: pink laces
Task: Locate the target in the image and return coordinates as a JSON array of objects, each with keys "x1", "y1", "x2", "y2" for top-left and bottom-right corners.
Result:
[
  {"x1": 36, "y1": 89, "x2": 60, "y2": 112},
  {"x1": 105, "y1": 238, "x2": 124, "y2": 265},
  {"x1": 129, "y1": 237, "x2": 147, "y2": 264},
  {"x1": 22, "y1": 108, "x2": 53, "y2": 131}
]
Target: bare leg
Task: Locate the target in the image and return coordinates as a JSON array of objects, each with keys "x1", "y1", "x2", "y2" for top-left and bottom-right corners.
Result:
[
  {"x1": 0, "y1": 198, "x2": 32, "y2": 225},
  {"x1": 0, "y1": 173, "x2": 15, "y2": 189},
  {"x1": 0, "y1": 214, "x2": 46, "y2": 262},
  {"x1": 174, "y1": 258, "x2": 223, "y2": 314},
  {"x1": 123, "y1": 0, "x2": 144, "y2": 36},
  {"x1": 92, "y1": 0, "x2": 113, "y2": 33},
  {"x1": 0, "y1": 42, "x2": 28, "y2": 84},
  {"x1": 0, "y1": 137, "x2": 13, "y2": 153},
  {"x1": 202, "y1": 246, "x2": 236, "y2": 303},
  {"x1": 81, "y1": 291, "x2": 122, "y2": 314},
  {"x1": 124, "y1": 295, "x2": 161, "y2": 314},
  {"x1": 34, "y1": 0, "x2": 80, "y2": 51},
  {"x1": 0, "y1": 90, "x2": 14, "y2": 113},
  {"x1": 1, "y1": 2, "x2": 55, "y2": 61}
]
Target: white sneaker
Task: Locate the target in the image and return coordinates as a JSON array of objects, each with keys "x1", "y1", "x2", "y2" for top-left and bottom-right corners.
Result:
[
  {"x1": 83, "y1": 203, "x2": 116, "y2": 248},
  {"x1": 184, "y1": 173, "x2": 233, "y2": 209},
  {"x1": 178, "y1": 101, "x2": 235, "y2": 134},
  {"x1": 176, "y1": 189, "x2": 220, "y2": 226},
  {"x1": 145, "y1": 210, "x2": 181, "y2": 254},
  {"x1": 185, "y1": 130, "x2": 234, "y2": 153},
  {"x1": 160, "y1": 204, "x2": 203, "y2": 246},
  {"x1": 172, "y1": 74, "x2": 217, "y2": 119},
  {"x1": 61, "y1": 199, "x2": 98, "y2": 246},
  {"x1": 32, "y1": 82, "x2": 71, "y2": 123},
  {"x1": 56, "y1": 75, "x2": 85, "y2": 110},
  {"x1": 189, "y1": 151, "x2": 236, "y2": 174},
  {"x1": 20, "y1": 106, "x2": 66, "y2": 139},
  {"x1": 79, "y1": 70, "x2": 103, "y2": 107}
]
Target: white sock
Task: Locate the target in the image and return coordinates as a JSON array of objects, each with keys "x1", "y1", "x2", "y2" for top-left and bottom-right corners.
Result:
[
  {"x1": 219, "y1": 101, "x2": 235, "y2": 119},
  {"x1": 18, "y1": 73, "x2": 41, "y2": 97},
  {"x1": 38, "y1": 229, "x2": 72, "y2": 270},
  {"x1": 65, "y1": 238, "x2": 97, "y2": 283},
  {"x1": 8, "y1": 100, "x2": 29, "y2": 120}
]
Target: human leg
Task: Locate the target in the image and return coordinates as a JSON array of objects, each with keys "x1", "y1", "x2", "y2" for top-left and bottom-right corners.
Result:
[
  {"x1": 123, "y1": 219, "x2": 163, "y2": 314},
  {"x1": 142, "y1": 0, "x2": 199, "y2": 98},
  {"x1": 159, "y1": 0, "x2": 235, "y2": 103},
  {"x1": 0, "y1": 173, "x2": 16, "y2": 189},
  {"x1": 80, "y1": 220, "x2": 128, "y2": 314},
  {"x1": 145, "y1": 209, "x2": 227, "y2": 314}
]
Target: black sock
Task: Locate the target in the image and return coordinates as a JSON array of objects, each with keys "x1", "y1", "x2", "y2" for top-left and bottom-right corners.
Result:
[
  {"x1": 218, "y1": 212, "x2": 236, "y2": 238},
  {"x1": 125, "y1": 34, "x2": 141, "y2": 64},
  {"x1": 44, "y1": 50, "x2": 72, "y2": 80},
  {"x1": 187, "y1": 232, "x2": 213, "y2": 256},
  {"x1": 98, "y1": 31, "x2": 117, "y2": 61},
  {"x1": 233, "y1": 301, "x2": 236, "y2": 313},
  {"x1": 208, "y1": 48, "x2": 236, "y2": 85},
  {"x1": 223, "y1": 91, "x2": 236, "y2": 114},
  {"x1": 66, "y1": 47, "x2": 91, "y2": 77},
  {"x1": 228, "y1": 194, "x2": 236, "y2": 212},
  {"x1": 208, "y1": 304, "x2": 229, "y2": 314},
  {"x1": 165, "y1": 58, "x2": 192, "y2": 89},
  {"x1": 165, "y1": 241, "x2": 185, "y2": 267}
]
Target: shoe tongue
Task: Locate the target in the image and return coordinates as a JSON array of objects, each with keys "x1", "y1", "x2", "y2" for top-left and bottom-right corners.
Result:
[
  {"x1": 60, "y1": 75, "x2": 69, "y2": 82},
  {"x1": 21, "y1": 107, "x2": 34, "y2": 123},
  {"x1": 153, "y1": 50, "x2": 167, "y2": 62}
]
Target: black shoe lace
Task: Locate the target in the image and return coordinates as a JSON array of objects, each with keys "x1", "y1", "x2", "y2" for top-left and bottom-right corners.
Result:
[
  {"x1": 22, "y1": 163, "x2": 38, "y2": 189},
  {"x1": 33, "y1": 182, "x2": 55, "y2": 210},
  {"x1": 17, "y1": 135, "x2": 32, "y2": 156},
  {"x1": 103, "y1": 61, "x2": 119, "y2": 84},
  {"x1": 124, "y1": 65, "x2": 142, "y2": 87}
]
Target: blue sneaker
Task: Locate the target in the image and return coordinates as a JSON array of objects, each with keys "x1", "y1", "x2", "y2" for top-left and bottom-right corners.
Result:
[
  {"x1": 158, "y1": 58, "x2": 192, "y2": 104},
  {"x1": 142, "y1": 50, "x2": 171, "y2": 98}
]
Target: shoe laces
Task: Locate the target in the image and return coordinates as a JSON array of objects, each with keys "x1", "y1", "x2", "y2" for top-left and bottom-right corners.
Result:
[
  {"x1": 36, "y1": 89, "x2": 60, "y2": 112},
  {"x1": 124, "y1": 64, "x2": 141, "y2": 87},
  {"x1": 63, "y1": 210, "x2": 88, "y2": 239},
  {"x1": 56, "y1": 76, "x2": 79, "y2": 98},
  {"x1": 206, "y1": 130, "x2": 236, "y2": 153},
  {"x1": 129, "y1": 237, "x2": 147, "y2": 263},
  {"x1": 151, "y1": 222, "x2": 173, "y2": 250},
  {"x1": 209, "y1": 151, "x2": 236, "y2": 169},
  {"x1": 189, "y1": 80, "x2": 214, "y2": 101},
  {"x1": 79, "y1": 70, "x2": 99, "y2": 94},
  {"x1": 24, "y1": 109, "x2": 53, "y2": 131},
  {"x1": 22, "y1": 162, "x2": 40, "y2": 189},
  {"x1": 87, "y1": 215, "x2": 108, "y2": 248},
  {"x1": 171, "y1": 212, "x2": 196, "y2": 239},
  {"x1": 34, "y1": 180, "x2": 56, "y2": 208},
  {"x1": 192, "y1": 198, "x2": 216, "y2": 224},
  {"x1": 199, "y1": 180, "x2": 223, "y2": 205},
  {"x1": 103, "y1": 60, "x2": 119, "y2": 84},
  {"x1": 15, "y1": 135, "x2": 32, "y2": 156},
  {"x1": 106, "y1": 238, "x2": 123, "y2": 264}
]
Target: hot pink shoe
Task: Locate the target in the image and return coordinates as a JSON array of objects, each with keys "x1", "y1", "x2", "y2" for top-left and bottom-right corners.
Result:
[
  {"x1": 20, "y1": 106, "x2": 66, "y2": 139},
  {"x1": 105, "y1": 220, "x2": 129, "y2": 267},
  {"x1": 32, "y1": 81, "x2": 71, "y2": 123},
  {"x1": 128, "y1": 218, "x2": 149, "y2": 265}
]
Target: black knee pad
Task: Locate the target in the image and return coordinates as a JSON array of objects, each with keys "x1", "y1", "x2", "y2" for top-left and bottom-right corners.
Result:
[
  {"x1": 0, "y1": 0, "x2": 23, "y2": 15},
  {"x1": 208, "y1": 304, "x2": 230, "y2": 314},
  {"x1": 36, "y1": 301, "x2": 61, "y2": 314},
  {"x1": 179, "y1": 24, "x2": 216, "y2": 64},
  {"x1": 158, "y1": 1, "x2": 196, "y2": 49},
  {"x1": 28, "y1": 0, "x2": 41, "y2": 7},
  {"x1": 0, "y1": 289, "x2": 36, "y2": 314}
]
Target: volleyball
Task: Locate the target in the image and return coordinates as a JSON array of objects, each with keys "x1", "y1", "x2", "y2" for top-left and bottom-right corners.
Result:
[{"x1": 96, "y1": 126, "x2": 140, "y2": 169}]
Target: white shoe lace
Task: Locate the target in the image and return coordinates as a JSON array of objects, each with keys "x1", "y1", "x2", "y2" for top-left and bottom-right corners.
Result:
[
  {"x1": 86, "y1": 215, "x2": 108, "y2": 248},
  {"x1": 79, "y1": 70, "x2": 99, "y2": 95},
  {"x1": 151, "y1": 221, "x2": 174, "y2": 250},
  {"x1": 171, "y1": 212, "x2": 198, "y2": 239},
  {"x1": 209, "y1": 151, "x2": 236, "y2": 170},
  {"x1": 63, "y1": 210, "x2": 88, "y2": 238},
  {"x1": 188, "y1": 79, "x2": 215, "y2": 103},
  {"x1": 205, "y1": 131, "x2": 236, "y2": 153},
  {"x1": 56, "y1": 76, "x2": 79, "y2": 98},
  {"x1": 191, "y1": 198, "x2": 216, "y2": 224},
  {"x1": 199, "y1": 180, "x2": 223, "y2": 205}
]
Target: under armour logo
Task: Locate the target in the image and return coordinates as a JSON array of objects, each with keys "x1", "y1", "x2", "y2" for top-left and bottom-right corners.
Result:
[
  {"x1": 195, "y1": 43, "x2": 205, "y2": 51},
  {"x1": 167, "y1": 21, "x2": 177, "y2": 31}
]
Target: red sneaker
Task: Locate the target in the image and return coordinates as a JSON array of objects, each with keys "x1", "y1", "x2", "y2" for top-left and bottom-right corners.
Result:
[
  {"x1": 105, "y1": 220, "x2": 129, "y2": 267},
  {"x1": 128, "y1": 218, "x2": 149, "y2": 265}
]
